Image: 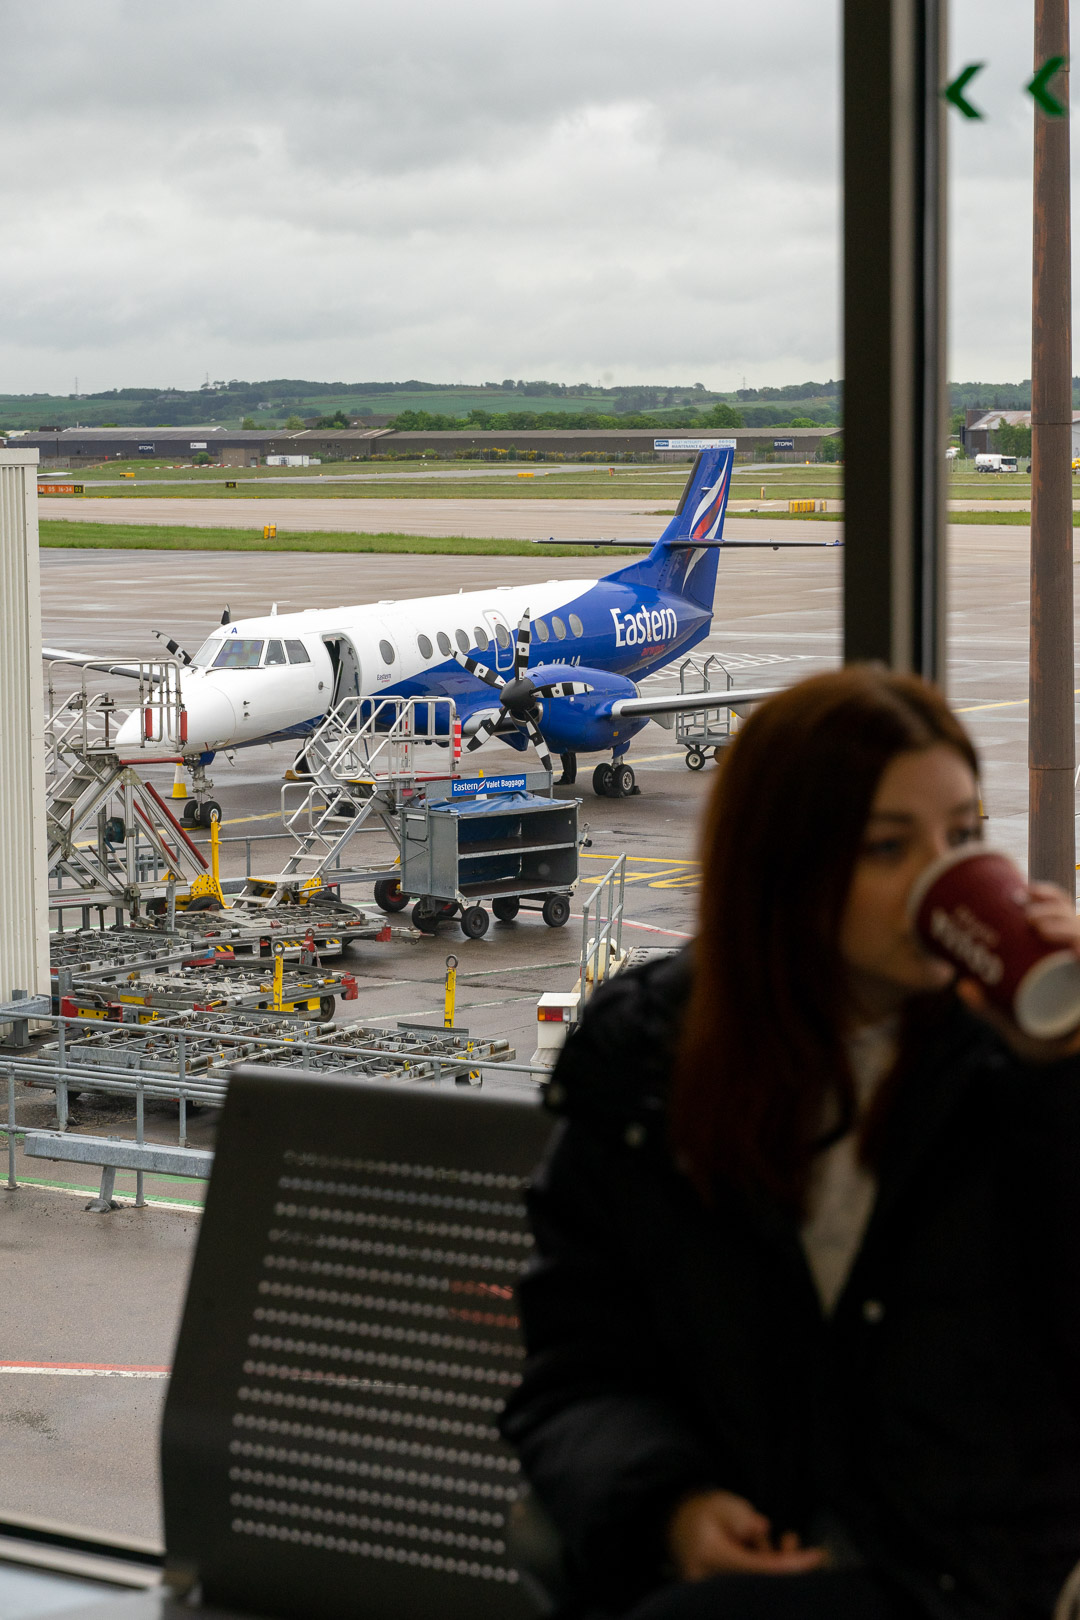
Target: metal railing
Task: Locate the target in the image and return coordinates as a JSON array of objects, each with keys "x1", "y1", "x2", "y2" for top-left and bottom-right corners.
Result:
[
  {"x1": 578, "y1": 855, "x2": 626, "y2": 996},
  {"x1": 45, "y1": 657, "x2": 186, "y2": 762},
  {"x1": 305, "y1": 693, "x2": 461, "y2": 786},
  {"x1": 1, "y1": 1009, "x2": 552, "y2": 1186}
]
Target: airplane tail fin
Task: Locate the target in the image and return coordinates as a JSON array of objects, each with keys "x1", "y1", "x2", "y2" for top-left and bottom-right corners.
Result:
[{"x1": 602, "y1": 446, "x2": 734, "y2": 610}]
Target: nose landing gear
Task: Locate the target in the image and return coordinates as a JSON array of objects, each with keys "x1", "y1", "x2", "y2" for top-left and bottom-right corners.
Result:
[{"x1": 178, "y1": 758, "x2": 220, "y2": 828}]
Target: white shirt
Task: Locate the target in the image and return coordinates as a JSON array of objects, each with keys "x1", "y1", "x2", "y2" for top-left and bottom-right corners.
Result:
[{"x1": 800, "y1": 1019, "x2": 898, "y2": 1315}]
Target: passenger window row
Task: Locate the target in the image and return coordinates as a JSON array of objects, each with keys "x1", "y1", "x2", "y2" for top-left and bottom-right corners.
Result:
[{"x1": 410, "y1": 615, "x2": 583, "y2": 662}]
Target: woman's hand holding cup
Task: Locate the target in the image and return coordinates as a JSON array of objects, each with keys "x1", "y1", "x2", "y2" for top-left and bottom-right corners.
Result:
[{"x1": 909, "y1": 849, "x2": 1080, "y2": 1061}]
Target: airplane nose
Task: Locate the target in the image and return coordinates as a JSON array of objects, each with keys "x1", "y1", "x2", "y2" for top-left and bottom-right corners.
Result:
[{"x1": 115, "y1": 684, "x2": 237, "y2": 755}]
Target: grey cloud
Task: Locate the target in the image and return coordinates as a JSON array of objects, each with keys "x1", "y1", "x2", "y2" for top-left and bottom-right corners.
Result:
[{"x1": 0, "y1": 0, "x2": 1061, "y2": 393}]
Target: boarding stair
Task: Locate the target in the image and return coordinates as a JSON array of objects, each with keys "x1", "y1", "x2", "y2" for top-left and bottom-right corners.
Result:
[
  {"x1": 44, "y1": 658, "x2": 207, "y2": 914},
  {"x1": 241, "y1": 694, "x2": 460, "y2": 905}
]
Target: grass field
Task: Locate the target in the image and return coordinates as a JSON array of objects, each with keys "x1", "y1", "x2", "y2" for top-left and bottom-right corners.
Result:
[{"x1": 37, "y1": 520, "x2": 649, "y2": 556}]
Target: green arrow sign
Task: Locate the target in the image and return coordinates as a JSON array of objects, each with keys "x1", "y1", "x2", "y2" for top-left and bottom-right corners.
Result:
[
  {"x1": 1027, "y1": 55, "x2": 1068, "y2": 117},
  {"x1": 943, "y1": 62, "x2": 985, "y2": 119}
]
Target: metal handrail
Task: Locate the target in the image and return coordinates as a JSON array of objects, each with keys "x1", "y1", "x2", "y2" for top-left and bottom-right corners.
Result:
[
  {"x1": 305, "y1": 694, "x2": 461, "y2": 786},
  {"x1": 578, "y1": 855, "x2": 626, "y2": 996}
]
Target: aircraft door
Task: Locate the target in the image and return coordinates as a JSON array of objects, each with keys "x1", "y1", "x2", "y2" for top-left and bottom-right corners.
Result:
[
  {"x1": 324, "y1": 635, "x2": 363, "y2": 706},
  {"x1": 485, "y1": 610, "x2": 514, "y2": 672}
]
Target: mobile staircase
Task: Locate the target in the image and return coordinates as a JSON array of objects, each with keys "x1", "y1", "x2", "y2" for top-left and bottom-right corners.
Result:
[
  {"x1": 45, "y1": 659, "x2": 208, "y2": 917},
  {"x1": 240, "y1": 694, "x2": 461, "y2": 906}
]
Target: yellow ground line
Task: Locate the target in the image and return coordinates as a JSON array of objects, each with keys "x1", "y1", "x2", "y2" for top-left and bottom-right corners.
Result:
[
  {"x1": 580, "y1": 852, "x2": 697, "y2": 866},
  {"x1": 957, "y1": 686, "x2": 1080, "y2": 715}
]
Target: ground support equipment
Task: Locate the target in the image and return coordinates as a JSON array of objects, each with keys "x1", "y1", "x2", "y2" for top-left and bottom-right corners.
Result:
[
  {"x1": 399, "y1": 778, "x2": 580, "y2": 938},
  {"x1": 675, "y1": 655, "x2": 737, "y2": 769},
  {"x1": 57, "y1": 960, "x2": 360, "y2": 1024},
  {"x1": 252, "y1": 694, "x2": 463, "y2": 905},
  {"x1": 44, "y1": 657, "x2": 209, "y2": 916}
]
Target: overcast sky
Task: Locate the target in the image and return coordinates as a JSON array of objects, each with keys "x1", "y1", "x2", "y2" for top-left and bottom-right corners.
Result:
[{"x1": 0, "y1": 1, "x2": 1057, "y2": 394}]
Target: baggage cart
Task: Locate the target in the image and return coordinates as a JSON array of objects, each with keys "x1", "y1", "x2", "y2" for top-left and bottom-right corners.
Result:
[{"x1": 399, "y1": 777, "x2": 581, "y2": 939}]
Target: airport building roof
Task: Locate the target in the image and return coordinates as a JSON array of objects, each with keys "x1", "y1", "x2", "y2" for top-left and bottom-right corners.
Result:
[{"x1": 11, "y1": 424, "x2": 832, "y2": 463}]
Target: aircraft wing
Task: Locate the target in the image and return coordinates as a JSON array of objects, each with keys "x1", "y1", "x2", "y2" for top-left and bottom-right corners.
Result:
[
  {"x1": 531, "y1": 537, "x2": 843, "y2": 549},
  {"x1": 609, "y1": 684, "x2": 782, "y2": 720},
  {"x1": 42, "y1": 647, "x2": 149, "y2": 679}
]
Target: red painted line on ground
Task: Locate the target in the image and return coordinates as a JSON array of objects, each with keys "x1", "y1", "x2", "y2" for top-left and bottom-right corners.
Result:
[{"x1": 0, "y1": 1360, "x2": 170, "y2": 1373}]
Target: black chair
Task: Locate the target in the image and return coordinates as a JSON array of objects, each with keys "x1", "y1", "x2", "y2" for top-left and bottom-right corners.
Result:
[{"x1": 32, "y1": 1065, "x2": 556, "y2": 1620}]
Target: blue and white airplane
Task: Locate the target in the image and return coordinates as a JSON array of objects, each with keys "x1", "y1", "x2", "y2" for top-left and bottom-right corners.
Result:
[{"x1": 46, "y1": 448, "x2": 838, "y2": 816}]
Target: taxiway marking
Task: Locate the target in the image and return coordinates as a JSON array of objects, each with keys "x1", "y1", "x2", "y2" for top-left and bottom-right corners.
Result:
[{"x1": 0, "y1": 1361, "x2": 170, "y2": 1378}]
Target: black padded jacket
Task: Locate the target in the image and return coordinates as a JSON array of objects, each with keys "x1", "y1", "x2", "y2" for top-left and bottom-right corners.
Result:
[{"x1": 500, "y1": 950, "x2": 1080, "y2": 1619}]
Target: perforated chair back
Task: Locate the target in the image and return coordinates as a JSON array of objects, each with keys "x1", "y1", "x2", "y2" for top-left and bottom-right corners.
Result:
[{"x1": 161, "y1": 1065, "x2": 554, "y2": 1620}]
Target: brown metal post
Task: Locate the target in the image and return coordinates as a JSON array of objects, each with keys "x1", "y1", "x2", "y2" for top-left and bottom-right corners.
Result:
[{"x1": 1029, "y1": 5, "x2": 1074, "y2": 894}]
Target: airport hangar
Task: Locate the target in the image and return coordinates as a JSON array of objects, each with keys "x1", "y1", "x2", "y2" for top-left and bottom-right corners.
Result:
[{"x1": 15, "y1": 423, "x2": 834, "y2": 466}]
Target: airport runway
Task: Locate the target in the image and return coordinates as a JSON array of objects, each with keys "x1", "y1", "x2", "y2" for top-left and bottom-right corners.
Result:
[
  {"x1": 2, "y1": 519, "x2": 1058, "y2": 1545},
  {"x1": 39, "y1": 494, "x2": 674, "y2": 538}
]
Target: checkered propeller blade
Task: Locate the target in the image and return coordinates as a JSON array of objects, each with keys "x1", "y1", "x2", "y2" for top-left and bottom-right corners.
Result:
[
  {"x1": 466, "y1": 715, "x2": 504, "y2": 752},
  {"x1": 449, "y1": 648, "x2": 505, "y2": 691},
  {"x1": 533, "y1": 680, "x2": 593, "y2": 699},
  {"x1": 514, "y1": 611, "x2": 532, "y2": 679},
  {"x1": 524, "y1": 717, "x2": 553, "y2": 773}
]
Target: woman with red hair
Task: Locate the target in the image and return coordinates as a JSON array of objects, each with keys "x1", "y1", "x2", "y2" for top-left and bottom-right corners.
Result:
[{"x1": 501, "y1": 668, "x2": 1080, "y2": 1620}]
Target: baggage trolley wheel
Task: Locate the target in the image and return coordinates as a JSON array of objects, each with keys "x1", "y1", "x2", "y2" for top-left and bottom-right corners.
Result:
[
  {"x1": 411, "y1": 899, "x2": 440, "y2": 934},
  {"x1": 461, "y1": 905, "x2": 490, "y2": 940},
  {"x1": 319, "y1": 996, "x2": 336, "y2": 1021},
  {"x1": 592, "y1": 762, "x2": 614, "y2": 797},
  {"x1": 373, "y1": 877, "x2": 409, "y2": 913},
  {"x1": 712, "y1": 746, "x2": 726, "y2": 763},
  {"x1": 492, "y1": 897, "x2": 520, "y2": 923},
  {"x1": 542, "y1": 894, "x2": 571, "y2": 928},
  {"x1": 685, "y1": 749, "x2": 706, "y2": 771}
]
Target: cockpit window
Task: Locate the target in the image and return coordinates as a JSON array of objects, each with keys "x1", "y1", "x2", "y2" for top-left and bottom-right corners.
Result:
[
  {"x1": 264, "y1": 640, "x2": 287, "y2": 665},
  {"x1": 191, "y1": 636, "x2": 223, "y2": 667},
  {"x1": 212, "y1": 639, "x2": 264, "y2": 669},
  {"x1": 285, "y1": 640, "x2": 310, "y2": 664}
]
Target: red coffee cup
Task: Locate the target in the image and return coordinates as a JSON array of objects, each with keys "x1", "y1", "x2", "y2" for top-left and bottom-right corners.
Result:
[{"x1": 908, "y1": 845, "x2": 1080, "y2": 1039}]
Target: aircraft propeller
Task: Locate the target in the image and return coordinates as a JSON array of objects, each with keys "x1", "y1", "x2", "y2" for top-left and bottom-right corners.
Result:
[
  {"x1": 152, "y1": 629, "x2": 193, "y2": 666},
  {"x1": 451, "y1": 610, "x2": 592, "y2": 772}
]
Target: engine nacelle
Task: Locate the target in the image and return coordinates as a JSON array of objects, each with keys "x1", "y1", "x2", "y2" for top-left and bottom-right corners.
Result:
[{"x1": 531, "y1": 664, "x2": 648, "y2": 755}]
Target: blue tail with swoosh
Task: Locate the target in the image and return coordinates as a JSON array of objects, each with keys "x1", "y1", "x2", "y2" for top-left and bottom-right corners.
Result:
[{"x1": 602, "y1": 446, "x2": 734, "y2": 610}]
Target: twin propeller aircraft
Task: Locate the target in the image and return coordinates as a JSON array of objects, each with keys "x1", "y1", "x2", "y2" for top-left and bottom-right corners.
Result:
[{"x1": 45, "y1": 449, "x2": 839, "y2": 817}]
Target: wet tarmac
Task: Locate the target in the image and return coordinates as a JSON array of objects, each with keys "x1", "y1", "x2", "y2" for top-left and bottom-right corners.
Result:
[{"x1": 1, "y1": 521, "x2": 1052, "y2": 1543}]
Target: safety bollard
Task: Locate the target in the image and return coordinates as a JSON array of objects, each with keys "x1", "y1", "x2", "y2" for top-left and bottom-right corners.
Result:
[{"x1": 444, "y1": 954, "x2": 458, "y2": 1029}]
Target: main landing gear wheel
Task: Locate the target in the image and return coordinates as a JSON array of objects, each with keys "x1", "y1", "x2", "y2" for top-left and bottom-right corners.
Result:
[
  {"x1": 373, "y1": 878, "x2": 409, "y2": 914},
  {"x1": 461, "y1": 905, "x2": 490, "y2": 940},
  {"x1": 685, "y1": 749, "x2": 706, "y2": 771},
  {"x1": 592, "y1": 762, "x2": 614, "y2": 797},
  {"x1": 492, "y1": 897, "x2": 520, "y2": 923},
  {"x1": 612, "y1": 763, "x2": 635, "y2": 797},
  {"x1": 542, "y1": 895, "x2": 571, "y2": 928}
]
